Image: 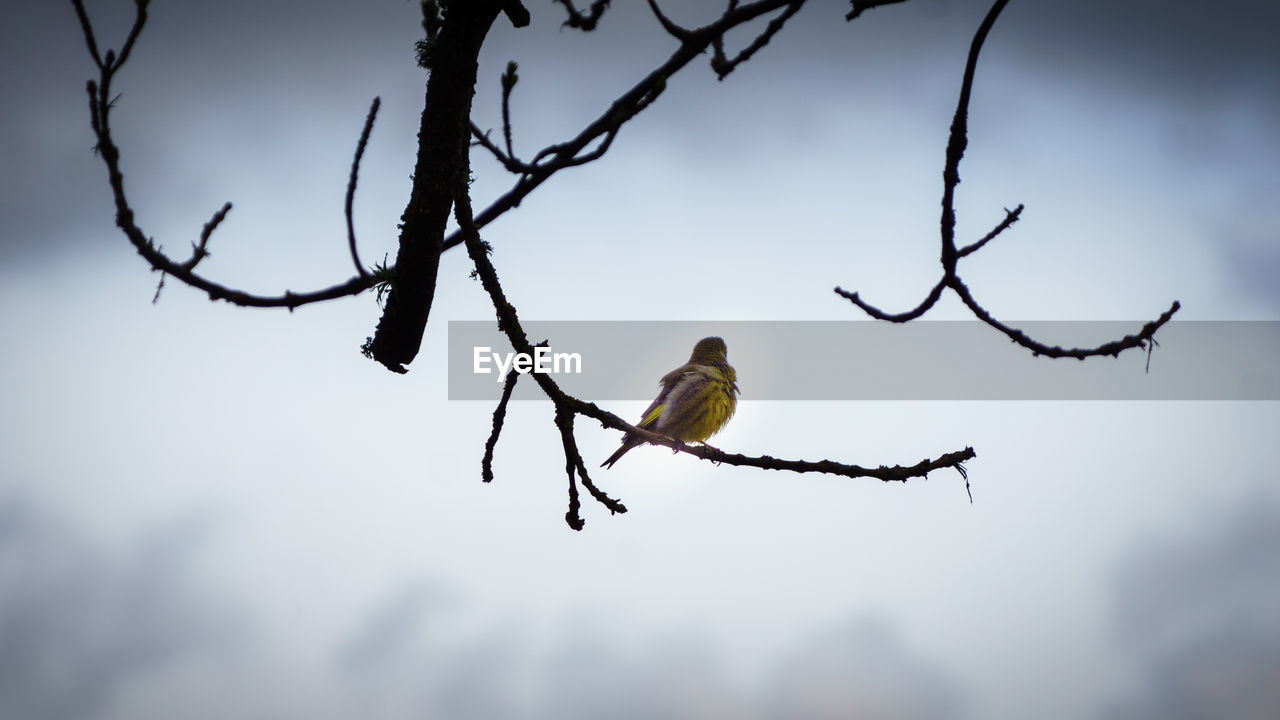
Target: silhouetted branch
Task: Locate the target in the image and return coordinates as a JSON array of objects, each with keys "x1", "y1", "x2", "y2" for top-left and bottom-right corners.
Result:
[
  {"x1": 363, "y1": 0, "x2": 507, "y2": 373},
  {"x1": 455, "y1": 149, "x2": 971, "y2": 529},
  {"x1": 454, "y1": 0, "x2": 818, "y2": 254},
  {"x1": 957, "y1": 204, "x2": 1022, "y2": 258},
  {"x1": 71, "y1": 0, "x2": 376, "y2": 310},
  {"x1": 470, "y1": 124, "x2": 534, "y2": 174},
  {"x1": 500, "y1": 62, "x2": 518, "y2": 158},
  {"x1": 836, "y1": 0, "x2": 1180, "y2": 360},
  {"x1": 502, "y1": 0, "x2": 531, "y2": 28},
  {"x1": 835, "y1": 278, "x2": 946, "y2": 322},
  {"x1": 845, "y1": 0, "x2": 910, "y2": 21},
  {"x1": 184, "y1": 202, "x2": 233, "y2": 273},
  {"x1": 481, "y1": 366, "x2": 520, "y2": 483},
  {"x1": 952, "y1": 281, "x2": 1181, "y2": 359},
  {"x1": 646, "y1": 0, "x2": 692, "y2": 41},
  {"x1": 555, "y1": 0, "x2": 611, "y2": 30},
  {"x1": 346, "y1": 97, "x2": 381, "y2": 279},
  {"x1": 710, "y1": 0, "x2": 803, "y2": 79},
  {"x1": 555, "y1": 404, "x2": 627, "y2": 531}
]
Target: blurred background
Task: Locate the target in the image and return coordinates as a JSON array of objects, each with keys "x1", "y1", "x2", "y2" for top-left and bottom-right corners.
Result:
[{"x1": 2, "y1": 1, "x2": 1278, "y2": 718}]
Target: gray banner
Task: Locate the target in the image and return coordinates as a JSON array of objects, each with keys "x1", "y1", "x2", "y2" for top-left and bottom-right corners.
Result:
[{"x1": 447, "y1": 321, "x2": 1280, "y2": 401}]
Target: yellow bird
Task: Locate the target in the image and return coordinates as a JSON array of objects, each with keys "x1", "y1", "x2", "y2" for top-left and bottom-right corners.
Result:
[{"x1": 601, "y1": 336, "x2": 739, "y2": 468}]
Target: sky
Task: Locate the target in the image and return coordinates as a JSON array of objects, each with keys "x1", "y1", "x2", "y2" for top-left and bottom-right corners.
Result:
[{"x1": 2, "y1": 0, "x2": 1279, "y2": 718}]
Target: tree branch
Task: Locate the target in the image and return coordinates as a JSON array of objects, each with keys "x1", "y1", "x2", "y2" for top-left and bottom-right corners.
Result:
[
  {"x1": 845, "y1": 0, "x2": 909, "y2": 22},
  {"x1": 709, "y1": 0, "x2": 803, "y2": 79},
  {"x1": 481, "y1": 366, "x2": 520, "y2": 483},
  {"x1": 364, "y1": 0, "x2": 507, "y2": 373},
  {"x1": 555, "y1": 0, "x2": 612, "y2": 31},
  {"x1": 453, "y1": 0, "x2": 820, "y2": 254},
  {"x1": 957, "y1": 204, "x2": 1022, "y2": 258},
  {"x1": 836, "y1": 0, "x2": 1180, "y2": 360},
  {"x1": 346, "y1": 97, "x2": 381, "y2": 280},
  {"x1": 454, "y1": 146, "x2": 972, "y2": 529},
  {"x1": 71, "y1": 0, "x2": 377, "y2": 311}
]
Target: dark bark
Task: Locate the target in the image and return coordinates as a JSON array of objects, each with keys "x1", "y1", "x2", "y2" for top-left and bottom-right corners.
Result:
[{"x1": 366, "y1": 1, "x2": 505, "y2": 373}]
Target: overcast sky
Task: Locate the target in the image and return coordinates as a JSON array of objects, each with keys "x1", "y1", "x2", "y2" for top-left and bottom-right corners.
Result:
[{"x1": 2, "y1": 1, "x2": 1279, "y2": 719}]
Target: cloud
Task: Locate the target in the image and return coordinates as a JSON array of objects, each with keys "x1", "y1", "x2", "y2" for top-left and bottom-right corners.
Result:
[
  {"x1": 326, "y1": 593, "x2": 965, "y2": 720},
  {"x1": 0, "y1": 495, "x2": 239, "y2": 720},
  {"x1": 1104, "y1": 499, "x2": 1280, "y2": 719},
  {"x1": 762, "y1": 617, "x2": 967, "y2": 720}
]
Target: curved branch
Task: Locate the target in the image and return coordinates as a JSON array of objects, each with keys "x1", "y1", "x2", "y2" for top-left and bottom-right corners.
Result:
[
  {"x1": 455, "y1": 148, "x2": 974, "y2": 528},
  {"x1": 836, "y1": 0, "x2": 1180, "y2": 361},
  {"x1": 846, "y1": 0, "x2": 910, "y2": 21},
  {"x1": 555, "y1": 0, "x2": 612, "y2": 30},
  {"x1": 346, "y1": 97, "x2": 381, "y2": 279},
  {"x1": 940, "y1": 0, "x2": 1011, "y2": 265},
  {"x1": 72, "y1": 0, "x2": 376, "y2": 311},
  {"x1": 646, "y1": 0, "x2": 692, "y2": 41},
  {"x1": 710, "y1": 0, "x2": 804, "y2": 79},
  {"x1": 951, "y1": 277, "x2": 1182, "y2": 359},
  {"x1": 834, "y1": 278, "x2": 946, "y2": 323},
  {"x1": 453, "y1": 0, "x2": 813, "y2": 253}
]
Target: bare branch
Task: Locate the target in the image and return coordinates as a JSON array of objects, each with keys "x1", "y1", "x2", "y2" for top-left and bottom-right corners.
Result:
[
  {"x1": 72, "y1": 0, "x2": 376, "y2": 311},
  {"x1": 846, "y1": 0, "x2": 909, "y2": 22},
  {"x1": 957, "y1": 204, "x2": 1022, "y2": 258},
  {"x1": 364, "y1": 1, "x2": 507, "y2": 372},
  {"x1": 951, "y1": 279, "x2": 1182, "y2": 359},
  {"x1": 560, "y1": 414, "x2": 586, "y2": 530},
  {"x1": 939, "y1": 0, "x2": 1012, "y2": 265},
  {"x1": 456, "y1": 148, "x2": 972, "y2": 525},
  {"x1": 451, "y1": 0, "x2": 815, "y2": 253},
  {"x1": 555, "y1": 0, "x2": 611, "y2": 30},
  {"x1": 110, "y1": 0, "x2": 148, "y2": 71},
  {"x1": 837, "y1": 0, "x2": 1181, "y2": 361},
  {"x1": 500, "y1": 61, "x2": 518, "y2": 158},
  {"x1": 346, "y1": 97, "x2": 381, "y2": 279},
  {"x1": 710, "y1": 0, "x2": 804, "y2": 80},
  {"x1": 69, "y1": 0, "x2": 104, "y2": 69},
  {"x1": 502, "y1": 0, "x2": 531, "y2": 28},
  {"x1": 646, "y1": 0, "x2": 692, "y2": 41},
  {"x1": 470, "y1": 123, "x2": 534, "y2": 174},
  {"x1": 834, "y1": 278, "x2": 946, "y2": 323},
  {"x1": 482, "y1": 366, "x2": 520, "y2": 483},
  {"x1": 180, "y1": 201, "x2": 232, "y2": 273},
  {"x1": 555, "y1": 404, "x2": 627, "y2": 531}
]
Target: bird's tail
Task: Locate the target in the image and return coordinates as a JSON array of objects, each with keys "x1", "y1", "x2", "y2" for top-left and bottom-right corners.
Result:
[{"x1": 601, "y1": 436, "x2": 640, "y2": 469}]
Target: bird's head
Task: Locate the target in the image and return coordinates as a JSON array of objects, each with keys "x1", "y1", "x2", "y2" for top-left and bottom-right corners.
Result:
[{"x1": 689, "y1": 336, "x2": 728, "y2": 364}]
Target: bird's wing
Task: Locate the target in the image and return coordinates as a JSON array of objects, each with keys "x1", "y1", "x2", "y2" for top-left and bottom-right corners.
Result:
[{"x1": 650, "y1": 367, "x2": 718, "y2": 433}]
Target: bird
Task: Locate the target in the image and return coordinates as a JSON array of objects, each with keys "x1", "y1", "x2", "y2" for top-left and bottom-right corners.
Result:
[{"x1": 601, "y1": 336, "x2": 740, "y2": 469}]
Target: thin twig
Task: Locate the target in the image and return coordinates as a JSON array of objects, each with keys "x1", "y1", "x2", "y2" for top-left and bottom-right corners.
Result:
[
  {"x1": 837, "y1": 0, "x2": 1180, "y2": 361},
  {"x1": 845, "y1": 0, "x2": 909, "y2": 22},
  {"x1": 710, "y1": 0, "x2": 804, "y2": 80},
  {"x1": 181, "y1": 202, "x2": 232, "y2": 272},
  {"x1": 347, "y1": 97, "x2": 381, "y2": 278},
  {"x1": 450, "y1": 0, "x2": 816, "y2": 251},
  {"x1": 555, "y1": 0, "x2": 611, "y2": 30},
  {"x1": 957, "y1": 204, "x2": 1023, "y2": 258},
  {"x1": 500, "y1": 62, "x2": 517, "y2": 159},
  {"x1": 646, "y1": 0, "x2": 692, "y2": 40},
  {"x1": 482, "y1": 367, "x2": 520, "y2": 483},
  {"x1": 834, "y1": 279, "x2": 946, "y2": 323},
  {"x1": 71, "y1": 0, "x2": 376, "y2": 310}
]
